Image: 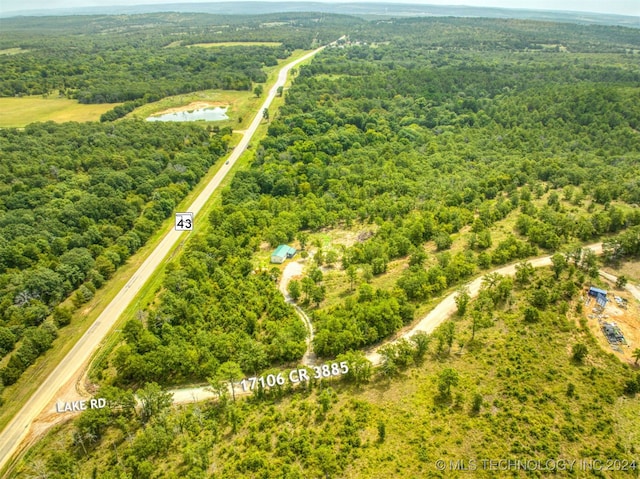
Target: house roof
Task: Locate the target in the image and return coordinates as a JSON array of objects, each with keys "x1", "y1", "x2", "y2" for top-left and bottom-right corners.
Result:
[
  {"x1": 589, "y1": 287, "x2": 607, "y2": 296},
  {"x1": 272, "y1": 244, "x2": 296, "y2": 257}
]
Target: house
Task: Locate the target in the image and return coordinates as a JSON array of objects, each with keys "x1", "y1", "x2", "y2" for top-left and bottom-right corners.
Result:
[
  {"x1": 271, "y1": 244, "x2": 297, "y2": 264},
  {"x1": 588, "y1": 287, "x2": 608, "y2": 307}
]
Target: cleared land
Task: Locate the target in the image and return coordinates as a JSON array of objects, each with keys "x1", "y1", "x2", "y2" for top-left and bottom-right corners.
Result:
[
  {"x1": 582, "y1": 287, "x2": 640, "y2": 366},
  {"x1": 189, "y1": 41, "x2": 282, "y2": 47},
  {"x1": 149, "y1": 101, "x2": 227, "y2": 116},
  {"x1": 0, "y1": 48, "x2": 28, "y2": 55},
  {"x1": 0, "y1": 96, "x2": 119, "y2": 127},
  {"x1": 603, "y1": 260, "x2": 640, "y2": 283}
]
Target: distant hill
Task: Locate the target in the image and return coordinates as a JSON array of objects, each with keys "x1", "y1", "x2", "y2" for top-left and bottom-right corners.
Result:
[{"x1": 2, "y1": 2, "x2": 639, "y2": 27}]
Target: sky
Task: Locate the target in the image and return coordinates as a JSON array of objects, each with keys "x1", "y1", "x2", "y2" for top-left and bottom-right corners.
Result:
[{"x1": 1, "y1": 0, "x2": 638, "y2": 16}]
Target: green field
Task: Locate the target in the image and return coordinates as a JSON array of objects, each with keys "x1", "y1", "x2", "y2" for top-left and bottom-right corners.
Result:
[
  {"x1": 0, "y1": 96, "x2": 120, "y2": 127},
  {"x1": 14, "y1": 267, "x2": 640, "y2": 478},
  {"x1": 189, "y1": 41, "x2": 282, "y2": 48},
  {"x1": 0, "y1": 48, "x2": 28, "y2": 55}
]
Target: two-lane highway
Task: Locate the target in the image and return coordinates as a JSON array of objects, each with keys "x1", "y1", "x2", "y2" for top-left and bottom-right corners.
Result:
[{"x1": 0, "y1": 45, "x2": 325, "y2": 475}]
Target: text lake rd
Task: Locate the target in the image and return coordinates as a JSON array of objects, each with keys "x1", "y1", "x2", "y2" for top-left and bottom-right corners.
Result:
[{"x1": 55, "y1": 398, "x2": 106, "y2": 413}]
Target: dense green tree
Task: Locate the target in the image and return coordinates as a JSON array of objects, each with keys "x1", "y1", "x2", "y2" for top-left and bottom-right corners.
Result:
[
  {"x1": 437, "y1": 368, "x2": 459, "y2": 397},
  {"x1": 453, "y1": 286, "x2": 470, "y2": 316},
  {"x1": 287, "y1": 279, "x2": 301, "y2": 302},
  {"x1": 137, "y1": 382, "x2": 173, "y2": 424},
  {"x1": 337, "y1": 350, "x2": 372, "y2": 385}
]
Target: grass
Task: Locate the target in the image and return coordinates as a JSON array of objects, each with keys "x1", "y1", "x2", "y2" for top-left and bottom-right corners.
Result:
[
  {"x1": 0, "y1": 95, "x2": 120, "y2": 128},
  {"x1": 0, "y1": 48, "x2": 28, "y2": 55},
  {"x1": 127, "y1": 90, "x2": 258, "y2": 131},
  {"x1": 189, "y1": 42, "x2": 282, "y2": 48},
  {"x1": 602, "y1": 260, "x2": 640, "y2": 283},
  {"x1": 127, "y1": 49, "x2": 310, "y2": 132},
  {"x1": 14, "y1": 269, "x2": 640, "y2": 478}
]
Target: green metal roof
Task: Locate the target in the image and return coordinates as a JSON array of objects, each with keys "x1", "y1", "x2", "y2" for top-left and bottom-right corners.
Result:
[{"x1": 272, "y1": 244, "x2": 295, "y2": 257}]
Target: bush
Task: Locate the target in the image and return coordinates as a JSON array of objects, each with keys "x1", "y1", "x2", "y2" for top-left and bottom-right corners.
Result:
[
  {"x1": 73, "y1": 284, "x2": 95, "y2": 308},
  {"x1": 572, "y1": 343, "x2": 588, "y2": 362},
  {"x1": 434, "y1": 232, "x2": 453, "y2": 251},
  {"x1": 471, "y1": 393, "x2": 483, "y2": 413},
  {"x1": 53, "y1": 306, "x2": 73, "y2": 328},
  {"x1": 524, "y1": 306, "x2": 540, "y2": 323},
  {"x1": 623, "y1": 377, "x2": 639, "y2": 396},
  {"x1": 0, "y1": 327, "x2": 17, "y2": 356}
]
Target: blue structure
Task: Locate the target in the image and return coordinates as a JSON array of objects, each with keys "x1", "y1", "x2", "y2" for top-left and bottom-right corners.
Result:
[{"x1": 588, "y1": 287, "x2": 608, "y2": 307}]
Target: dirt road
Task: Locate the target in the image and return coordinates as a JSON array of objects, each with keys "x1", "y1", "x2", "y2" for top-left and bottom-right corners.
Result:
[
  {"x1": 279, "y1": 259, "x2": 318, "y2": 365},
  {"x1": 364, "y1": 243, "x2": 603, "y2": 365},
  {"x1": 169, "y1": 243, "x2": 611, "y2": 402},
  {"x1": 0, "y1": 46, "x2": 326, "y2": 475},
  {"x1": 599, "y1": 271, "x2": 640, "y2": 302}
]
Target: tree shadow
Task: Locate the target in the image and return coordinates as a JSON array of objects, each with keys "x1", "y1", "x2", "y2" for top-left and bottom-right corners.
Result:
[{"x1": 433, "y1": 392, "x2": 453, "y2": 408}]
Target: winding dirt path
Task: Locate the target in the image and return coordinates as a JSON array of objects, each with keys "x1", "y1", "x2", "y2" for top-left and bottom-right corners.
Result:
[
  {"x1": 0, "y1": 46, "x2": 327, "y2": 475},
  {"x1": 279, "y1": 259, "x2": 318, "y2": 365},
  {"x1": 169, "y1": 243, "x2": 620, "y2": 402},
  {"x1": 366, "y1": 243, "x2": 603, "y2": 365}
]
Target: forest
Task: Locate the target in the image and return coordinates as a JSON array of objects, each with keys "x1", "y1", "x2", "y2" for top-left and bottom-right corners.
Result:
[
  {"x1": 0, "y1": 121, "x2": 228, "y2": 392},
  {"x1": 2, "y1": 11, "x2": 640, "y2": 479},
  {"x1": 0, "y1": 13, "x2": 358, "y2": 102}
]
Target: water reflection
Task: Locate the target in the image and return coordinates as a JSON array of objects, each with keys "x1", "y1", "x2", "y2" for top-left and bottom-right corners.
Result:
[{"x1": 147, "y1": 106, "x2": 229, "y2": 122}]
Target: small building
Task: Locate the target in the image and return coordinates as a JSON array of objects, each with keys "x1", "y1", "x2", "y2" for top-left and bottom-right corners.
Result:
[
  {"x1": 271, "y1": 244, "x2": 296, "y2": 264},
  {"x1": 588, "y1": 287, "x2": 607, "y2": 298},
  {"x1": 588, "y1": 287, "x2": 608, "y2": 307}
]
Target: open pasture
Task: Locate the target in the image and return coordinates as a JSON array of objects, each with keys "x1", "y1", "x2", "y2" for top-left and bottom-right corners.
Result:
[{"x1": 0, "y1": 96, "x2": 119, "y2": 127}]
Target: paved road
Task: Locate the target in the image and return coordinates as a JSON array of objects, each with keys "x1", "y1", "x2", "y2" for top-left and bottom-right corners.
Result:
[{"x1": 0, "y1": 46, "x2": 325, "y2": 475}]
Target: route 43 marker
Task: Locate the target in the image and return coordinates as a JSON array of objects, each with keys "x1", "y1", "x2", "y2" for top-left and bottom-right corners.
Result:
[{"x1": 175, "y1": 212, "x2": 193, "y2": 231}]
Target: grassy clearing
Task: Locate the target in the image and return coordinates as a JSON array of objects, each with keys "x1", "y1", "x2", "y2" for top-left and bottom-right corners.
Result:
[
  {"x1": 602, "y1": 260, "x2": 640, "y2": 284},
  {"x1": 313, "y1": 73, "x2": 348, "y2": 81},
  {"x1": 189, "y1": 41, "x2": 282, "y2": 48},
  {"x1": 0, "y1": 48, "x2": 28, "y2": 55},
  {"x1": 127, "y1": 90, "x2": 257, "y2": 130},
  {"x1": 0, "y1": 96, "x2": 119, "y2": 128},
  {"x1": 128, "y1": 49, "x2": 310, "y2": 131}
]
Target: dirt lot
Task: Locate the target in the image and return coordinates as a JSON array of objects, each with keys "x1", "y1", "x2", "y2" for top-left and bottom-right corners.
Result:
[{"x1": 582, "y1": 286, "x2": 639, "y2": 366}]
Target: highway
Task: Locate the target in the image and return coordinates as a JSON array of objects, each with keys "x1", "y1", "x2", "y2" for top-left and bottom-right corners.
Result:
[{"x1": 0, "y1": 45, "x2": 325, "y2": 475}]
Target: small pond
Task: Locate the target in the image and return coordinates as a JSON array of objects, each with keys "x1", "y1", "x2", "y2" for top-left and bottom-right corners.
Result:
[{"x1": 147, "y1": 106, "x2": 229, "y2": 122}]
